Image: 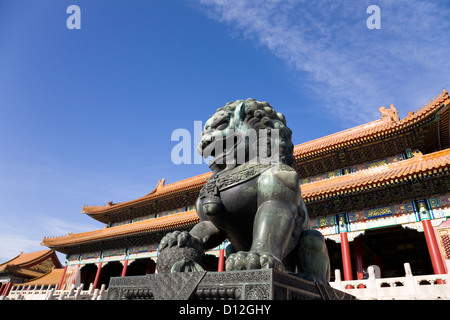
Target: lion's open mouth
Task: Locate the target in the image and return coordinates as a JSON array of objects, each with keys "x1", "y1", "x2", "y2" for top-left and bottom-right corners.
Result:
[
  {"x1": 200, "y1": 132, "x2": 242, "y2": 164},
  {"x1": 200, "y1": 134, "x2": 215, "y2": 158}
]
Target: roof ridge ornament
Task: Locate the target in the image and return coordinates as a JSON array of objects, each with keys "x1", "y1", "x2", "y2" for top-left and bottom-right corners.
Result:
[
  {"x1": 147, "y1": 178, "x2": 166, "y2": 196},
  {"x1": 379, "y1": 104, "x2": 400, "y2": 122},
  {"x1": 411, "y1": 150, "x2": 424, "y2": 159},
  {"x1": 156, "y1": 178, "x2": 166, "y2": 190}
]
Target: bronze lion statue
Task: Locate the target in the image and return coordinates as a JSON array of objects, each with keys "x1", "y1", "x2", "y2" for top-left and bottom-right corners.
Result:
[{"x1": 158, "y1": 99, "x2": 330, "y2": 283}]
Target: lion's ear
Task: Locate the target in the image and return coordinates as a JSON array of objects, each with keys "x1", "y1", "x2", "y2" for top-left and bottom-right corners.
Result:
[{"x1": 236, "y1": 101, "x2": 245, "y2": 115}]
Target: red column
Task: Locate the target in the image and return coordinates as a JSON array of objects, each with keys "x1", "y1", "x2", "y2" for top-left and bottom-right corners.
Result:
[
  {"x1": 0, "y1": 283, "x2": 5, "y2": 295},
  {"x1": 422, "y1": 219, "x2": 446, "y2": 275},
  {"x1": 353, "y1": 237, "x2": 366, "y2": 288},
  {"x1": 340, "y1": 232, "x2": 353, "y2": 282},
  {"x1": 58, "y1": 265, "x2": 68, "y2": 290},
  {"x1": 6, "y1": 282, "x2": 12, "y2": 296},
  {"x1": 93, "y1": 262, "x2": 103, "y2": 289},
  {"x1": 1, "y1": 282, "x2": 11, "y2": 297},
  {"x1": 217, "y1": 248, "x2": 225, "y2": 272},
  {"x1": 354, "y1": 237, "x2": 365, "y2": 280},
  {"x1": 374, "y1": 254, "x2": 384, "y2": 278},
  {"x1": 121, "y1": 260, "x2": 128, "y2": 277}
]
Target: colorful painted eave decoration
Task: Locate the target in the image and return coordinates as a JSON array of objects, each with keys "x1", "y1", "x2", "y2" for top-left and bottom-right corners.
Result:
[
  {"x1": 301, "y1": 148, "x2": 450, "y2": 202},
  {"x1": 41, "y1": 210, "x2": 200, "y2": 248},
  {"x1": 81, "y1": 173, "x2": 211, "y2": 215}
]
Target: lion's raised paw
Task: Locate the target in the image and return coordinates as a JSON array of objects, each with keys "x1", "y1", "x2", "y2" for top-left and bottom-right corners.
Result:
[{"x1": 159, "y1": 231, "x2": 203, "y2": 253}]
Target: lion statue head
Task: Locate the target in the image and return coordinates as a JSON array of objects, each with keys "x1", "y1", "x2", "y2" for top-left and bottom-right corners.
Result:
[{"x1": 198, "y1": 98, "x2": 295, "y2": 171}]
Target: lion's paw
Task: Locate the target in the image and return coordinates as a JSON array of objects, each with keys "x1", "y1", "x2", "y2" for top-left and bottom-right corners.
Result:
[
  {"x1": 225, "y1": 251, "x2": 285, "y2": 272},
  {"x1": 159, "y1": 231, "x2": 203, "y2": 253}
]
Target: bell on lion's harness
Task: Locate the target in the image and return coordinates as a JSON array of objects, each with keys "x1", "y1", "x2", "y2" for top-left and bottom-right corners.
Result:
[{"x1": 202, "y1": 188, "x2": 224, "y2": 216}]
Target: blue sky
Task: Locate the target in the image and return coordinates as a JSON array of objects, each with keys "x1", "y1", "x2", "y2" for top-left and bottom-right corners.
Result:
[{"x1": 0, "y1": 0, "x2": 449, "y2": 263}]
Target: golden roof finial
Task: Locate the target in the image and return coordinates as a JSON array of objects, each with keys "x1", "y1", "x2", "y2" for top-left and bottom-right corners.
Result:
[
  {"x1": 379, "y1": 105, "x2": 400, "y2": 122},
  {"x1": 156, "y1": 178, "x2": 166, "y2": 190}
]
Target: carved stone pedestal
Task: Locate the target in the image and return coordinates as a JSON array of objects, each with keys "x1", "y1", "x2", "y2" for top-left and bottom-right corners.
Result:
[{"x1": 107, "y1": 269, "x2": 356, "y2": 300}]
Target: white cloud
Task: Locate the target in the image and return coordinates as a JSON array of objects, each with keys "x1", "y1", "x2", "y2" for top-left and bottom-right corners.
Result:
[
  {"x1": 195, "y1": 0, "x2": 450, "y2": 125},
  {"x1": 0, "y1": 234, "x2": 43, "y2": 262},
  {"x1": 0, "y1": 221, "x2": 44, "y2": 262},
  {"x1": 0, "y1": 215, "x2": 103, "y2": 263},
  {"x1": 36, "y1": 216, "x2": 102, "y2": 237}
]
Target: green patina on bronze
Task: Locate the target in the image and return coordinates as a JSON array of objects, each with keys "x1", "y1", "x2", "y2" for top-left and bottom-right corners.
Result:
[{"x1": 158, "y1": 99, "x2": 330, "y2": 283}]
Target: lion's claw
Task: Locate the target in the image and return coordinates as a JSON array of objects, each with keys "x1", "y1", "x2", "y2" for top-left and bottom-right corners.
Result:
[
  {"x1": 158, "y1": 231, "x2": 203, "y2": 253},
  {"x1": 159, "y1": 231, "x2": 179, "y2": 250},
  {"x1": 225, "y1": 251, "x2": 285, "y2": 272},
  {"x1": 177, "y1": 231, "x2": 191, "y2": 247},
  {"x1": 168, "y1": 231, "x2": 180, "y2": 247}
]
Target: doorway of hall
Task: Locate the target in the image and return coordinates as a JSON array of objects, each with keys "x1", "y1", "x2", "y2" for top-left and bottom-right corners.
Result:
[{"x1": 325, "y1": 225, "x2": 434, "y2": 280}]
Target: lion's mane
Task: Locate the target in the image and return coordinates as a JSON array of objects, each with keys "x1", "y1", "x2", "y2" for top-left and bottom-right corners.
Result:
[{"x1": 211, "y1": 98, "x2": 295, "y2": 166}]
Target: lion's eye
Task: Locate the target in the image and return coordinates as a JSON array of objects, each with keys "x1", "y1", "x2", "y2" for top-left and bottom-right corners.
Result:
[{"x1": 216, "y1": 122, "x2": 228, "y2": 130}]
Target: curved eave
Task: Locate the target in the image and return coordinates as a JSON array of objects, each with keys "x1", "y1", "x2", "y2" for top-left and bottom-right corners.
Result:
[
  {"x1": 302, "y1": 149, "x2": 450, "y2": 202},
  {"x1": 82, "y1": 173, "x2": 210, "y2": 219},
  {"x1": 294, "y1": 94, "x2": 449, "y2": 161},
  {"x1": 12, "y1": 268, "x2": 64, "y2": 286},
  {"x1": 4, "y1": 265, "x2": 45, "y2": 278},
  {"x1": 0, "y1": 249, "x2": 55, "y2": 271},
  {"x1": 42, "y1": 210, "x2": 200, "y2": 249}
]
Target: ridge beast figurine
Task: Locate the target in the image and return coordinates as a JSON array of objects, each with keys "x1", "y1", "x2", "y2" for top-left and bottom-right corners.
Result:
[{"x1": 158, "y1": 98, "x2": 330, "y2": 283}]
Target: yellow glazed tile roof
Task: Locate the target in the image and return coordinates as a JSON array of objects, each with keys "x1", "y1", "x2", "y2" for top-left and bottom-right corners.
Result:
[
  {"x1": 82, "y1": 173, "x2": 211, "y2": 214},
  {"x1": 42, "y1": 210, "x2": 200, "y2": 248},
  {"x1": 12, "y1": 268, "x2": 65, "y2": 286},
  {"x1": 0, "y1": 250, "x2": 54, "y2": 273},
  {"x1": 293, "y1": 90, "x2": 449, "y2": 160}
]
